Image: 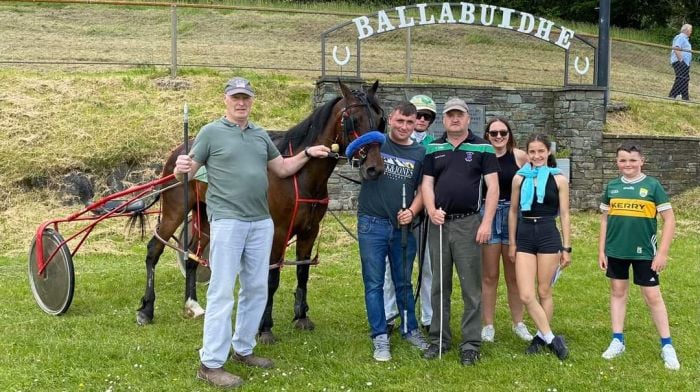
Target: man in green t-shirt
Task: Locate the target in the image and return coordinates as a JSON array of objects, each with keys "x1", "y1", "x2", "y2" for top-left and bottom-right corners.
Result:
[
  {"x1": 598, "y1": 142, "x2": 680, "y2": 370},
  {"x1": 174, "y1": 77, "x2": 330, "y2": 388}
]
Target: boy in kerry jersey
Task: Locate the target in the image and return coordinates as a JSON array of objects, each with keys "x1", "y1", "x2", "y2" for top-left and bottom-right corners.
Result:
[{"x1": 598, "y1": 142, "x2": 680, "y2": 370}]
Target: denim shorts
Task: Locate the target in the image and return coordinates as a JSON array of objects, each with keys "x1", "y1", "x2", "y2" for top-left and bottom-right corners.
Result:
[{"x1": 480, "y1": 200, "x2": 510, "y2": 245}]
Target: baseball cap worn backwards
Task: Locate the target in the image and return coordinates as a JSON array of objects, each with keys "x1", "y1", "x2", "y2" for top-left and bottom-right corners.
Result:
[
  {"x1": 410, "y1": 94, "x2": 437, "y2": 114},
  {"x1": 442, "y1": 97, "x2": 469, "y2": 114},
  {"x1": 224, "y1": 77, "x2": 255, "y2": 97}
]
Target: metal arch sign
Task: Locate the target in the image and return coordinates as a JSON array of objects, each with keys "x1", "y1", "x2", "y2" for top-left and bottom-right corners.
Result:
[
  {"x1": 352, "y1": 3, "x2": 575, "y2": 49},
  {"x1": 321, "y1": 2, "x2": 595, "y2": 83}
]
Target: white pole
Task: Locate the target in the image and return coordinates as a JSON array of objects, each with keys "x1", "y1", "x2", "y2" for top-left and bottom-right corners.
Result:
[{"x1": 438, "y1": 222, "x2": 443, "y2": 359}]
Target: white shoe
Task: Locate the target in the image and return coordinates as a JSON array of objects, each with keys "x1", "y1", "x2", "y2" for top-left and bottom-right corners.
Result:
[
  {"x1": 481, "y1": 325, "x2": 495, "y2": 342},
  {"x1": 602, "y1": 338, "x2": 625, "y2": 359},
  {"x1": 661, "y1": 344, "x2": 680, "y2": 370},
  {"x1": 512, "y1": 322, "x2": 533, "y2": 341},
  {"x1": 372, "y1": 334, "x2": 391, "y2": 362}
]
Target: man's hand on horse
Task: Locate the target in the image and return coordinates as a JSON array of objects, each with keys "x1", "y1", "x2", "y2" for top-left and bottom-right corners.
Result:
[{"x1": 304, "y1": 145, "x2": 332, "y2": 159}]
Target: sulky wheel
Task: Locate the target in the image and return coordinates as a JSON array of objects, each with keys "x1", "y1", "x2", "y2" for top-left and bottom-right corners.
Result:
[
  {"x1": 177, "y1": 217, "x2": 210, "y2": 284},
  {"x1": 28, "y1": 228, "x2": 75, "y2": 315}
]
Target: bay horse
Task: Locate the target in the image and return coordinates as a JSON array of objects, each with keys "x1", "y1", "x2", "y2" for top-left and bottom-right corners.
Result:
[{"x1": 136, "y1": 81, "x2": 385, "y2": 344}]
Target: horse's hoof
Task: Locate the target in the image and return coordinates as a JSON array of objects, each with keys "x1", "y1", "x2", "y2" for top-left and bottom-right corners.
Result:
[
  {"x1": 258, "y1": 331, "x2": 277, "y2": 345},
  {"x1": 293, "y1": 317, "x2": 315, "y2": 331},
  {"x1": 184, "y1": 299, "x2": 205, "y2": 319},
  {"x1": 136, "y1": 311, "x2": 152, "y2": 326}
]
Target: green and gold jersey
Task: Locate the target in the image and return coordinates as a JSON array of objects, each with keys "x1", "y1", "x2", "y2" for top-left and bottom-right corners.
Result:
[{"x1": 600, "y1": 174, "x2": 671, "y2": 260}]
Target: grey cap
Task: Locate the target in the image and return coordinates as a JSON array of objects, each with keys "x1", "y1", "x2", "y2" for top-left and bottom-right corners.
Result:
[
  {"x1": 224, "y1": 77, "x2": 255, "y2": 97},
  {"x1": 442, "y1": 97, "x2": 469, "y2": 114}
]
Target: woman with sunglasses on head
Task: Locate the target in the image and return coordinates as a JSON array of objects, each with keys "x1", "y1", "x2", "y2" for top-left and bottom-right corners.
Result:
[
  {"x1": 480, "y1": 118, "x2": 532, "y2": 343},
  {"x1": 508, "y1": 133, "x2": 571, "y2": 360}
]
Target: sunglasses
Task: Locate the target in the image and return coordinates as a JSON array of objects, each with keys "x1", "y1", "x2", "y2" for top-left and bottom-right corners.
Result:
[
  {"x1": 488, "y1": 130, "x2": 509, "y2": 137},
  {"x1": 617, "y1": 143, "x2": 641, "y2": 152},
  {"x1": 416, "y1": 112, "x2": 435, "y2": 121}
]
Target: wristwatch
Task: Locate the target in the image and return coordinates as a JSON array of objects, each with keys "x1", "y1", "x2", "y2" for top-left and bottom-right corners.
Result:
[{"x1": 561, "y1": 247, "x2": 572, "y2": 253}]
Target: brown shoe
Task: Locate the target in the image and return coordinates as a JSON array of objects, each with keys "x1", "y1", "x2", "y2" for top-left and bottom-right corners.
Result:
[
  {"x1": 231, "y1": 352, "x2": 274, "y2": 369},
  {"x1": 197, "y1": 364, "x2": 243, "y2": 388}
]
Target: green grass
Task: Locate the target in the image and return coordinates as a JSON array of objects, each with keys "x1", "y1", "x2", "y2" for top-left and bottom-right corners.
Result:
[
  {"x1": 0, "y1": 4, "x2": 698, "y2": 389},
  {"x1": 606, "y1": 98, "x2": 700, "y2": 136},
  {"x1": 1, "y1": 202, "x2": 699, "y2": 391}
]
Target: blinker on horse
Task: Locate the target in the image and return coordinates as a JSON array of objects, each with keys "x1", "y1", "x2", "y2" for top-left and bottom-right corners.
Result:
[{"x1": 136, "y1": 81, "x2": 385, "y2": 341}]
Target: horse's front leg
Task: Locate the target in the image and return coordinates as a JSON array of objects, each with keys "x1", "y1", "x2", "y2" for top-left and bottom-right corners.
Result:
[
  {"x1": 258, "y1": 267, "x2": 280, "y2": 344},
  {"x1": 293, "y1": 263, "x2": 314, "y2": 330},
  {"x1": 183, "y1": 261, "x2": 205, "y2": 319},
  {"x1": 258, "y1": 230, "x2": 285, "y2": 345},
  {"x1": 183, "y1": 215, "x2": 209, "y2": 319},
  {"x1": 292, "y1": 231, "x2": 319, "y2": 331},
  {"x1": 137, "y1": 236, "x2": 164, "y2": 325}
]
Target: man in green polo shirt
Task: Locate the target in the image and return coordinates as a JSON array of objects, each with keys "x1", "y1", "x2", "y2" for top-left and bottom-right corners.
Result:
[{"x1": 174, "y1": 77, "x2": 329, "y2": 388}]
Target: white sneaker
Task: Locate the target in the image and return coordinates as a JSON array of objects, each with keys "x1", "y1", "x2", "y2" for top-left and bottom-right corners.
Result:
[
  {"x1": 481, "y1": 325, "x2": 495, "y2": 342},
  {"x1": 512, "y1": 322, "x2": 533, "y2": 341},
  {"x1": 661, "y1": 344, "x2": 680, "y2": 370},
  {"x1": 372, "y1": 334, "x2": 391, "y2": 362},
  {"x1": 602, "y1": 338, "x2": 625, "y2": 359}
]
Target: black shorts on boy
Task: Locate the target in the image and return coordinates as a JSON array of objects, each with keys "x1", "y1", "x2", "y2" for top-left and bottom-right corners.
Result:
[{"x1": 606, "y1": 256, "x2": 660, "y2": 287}]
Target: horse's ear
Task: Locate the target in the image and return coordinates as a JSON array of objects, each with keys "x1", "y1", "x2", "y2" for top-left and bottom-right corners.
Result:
[
  {"x1": 368, "y1": 80, "x2": 379, "y2": 96},
  {"x1": 338, "y1": 79, "x2": 353, "y2": 101}
]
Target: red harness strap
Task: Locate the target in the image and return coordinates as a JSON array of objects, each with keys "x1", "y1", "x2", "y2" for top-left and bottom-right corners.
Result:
[
  {"x1": 271, "y1": 142, "x2": 330, "y2": 270},
  {"x1": 191, "y1": 184, "x2": 208, "y2": 266}
]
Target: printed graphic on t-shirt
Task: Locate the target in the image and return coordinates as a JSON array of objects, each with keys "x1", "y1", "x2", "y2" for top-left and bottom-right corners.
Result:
[
  {"x1": 608, "y1": 198, "x2": 656, "y2": 218},
  {"x1": 382, "y1": 153, "x2": 417, "y2": 181}
]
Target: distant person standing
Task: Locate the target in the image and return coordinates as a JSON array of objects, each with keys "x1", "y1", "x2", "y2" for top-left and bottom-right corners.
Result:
[
  {"x1": 598, "y1": 142, "x2": 680, "y2": 370},
  {"x1": 384, "y1": 94, "x2": 437, "y2": 334},
  {"x1": 668, "y1": 24, "x2": 693, "y2": 101}
]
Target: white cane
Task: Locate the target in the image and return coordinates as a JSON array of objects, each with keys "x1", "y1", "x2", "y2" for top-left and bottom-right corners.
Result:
[{"x1": 438, "y1": 219, "x2": 444, "y2": 359}]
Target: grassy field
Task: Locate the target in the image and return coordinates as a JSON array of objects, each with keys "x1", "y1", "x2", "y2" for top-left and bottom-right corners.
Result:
[
  {"x1": 1, "y1": 2, "x2": 698, "y2": 97},
  {"x1": 1, "y1": 3, "x2": 699, "y2": 391},
  {"x1": 1, "y1": 200, "x2": 699, "y2": 391}
]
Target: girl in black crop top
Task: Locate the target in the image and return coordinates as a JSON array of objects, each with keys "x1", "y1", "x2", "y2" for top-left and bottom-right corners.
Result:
[
  {"x1": 480, "y1": 118, "x2": 532, "y2": 342},
  {"x1": 507, "y1": 133, "x2": 572, "y2": 360}
]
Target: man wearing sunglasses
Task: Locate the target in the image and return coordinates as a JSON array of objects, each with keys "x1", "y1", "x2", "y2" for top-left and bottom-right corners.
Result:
[{"x1": 384, "y1": 94, "x2": 438, "y2": 335}]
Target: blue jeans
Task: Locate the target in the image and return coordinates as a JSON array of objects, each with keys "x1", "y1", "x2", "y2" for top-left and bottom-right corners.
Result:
[{"x1": 358, "y1": 214, "x2": 418, "y2": 338}]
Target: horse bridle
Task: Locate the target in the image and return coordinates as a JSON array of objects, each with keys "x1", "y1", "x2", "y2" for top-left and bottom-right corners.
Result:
[{"x1": 338, "y1": 90, "x2": 385, "y2": 163}]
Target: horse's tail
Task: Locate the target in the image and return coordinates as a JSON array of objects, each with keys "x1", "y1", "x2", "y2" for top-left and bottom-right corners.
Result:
[{"x1": 126, "y1": 192, "x2": 161, "y2": 240}]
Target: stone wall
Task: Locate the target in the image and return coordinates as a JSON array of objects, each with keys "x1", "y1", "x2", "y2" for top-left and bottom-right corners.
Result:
[
  {"x1": 317, "y1": 78, "x2": 697, "y2": 211},
  {"x1": 601, "y1": 135, "x2": 700, "y2": 198}
]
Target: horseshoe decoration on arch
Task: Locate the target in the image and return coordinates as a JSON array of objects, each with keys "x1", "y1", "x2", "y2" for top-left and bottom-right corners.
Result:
[
  {"x1": 574, "y1": 56, "x2": 590, "y2": 76},
  {"x1": 332, "y1": 45, "x2": 351, "y2": 66}
]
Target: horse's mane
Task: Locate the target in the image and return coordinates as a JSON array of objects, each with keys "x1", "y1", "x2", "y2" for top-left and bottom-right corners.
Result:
[{"x1": 275, "y1": 97, "x2": 342, "y2": 155}]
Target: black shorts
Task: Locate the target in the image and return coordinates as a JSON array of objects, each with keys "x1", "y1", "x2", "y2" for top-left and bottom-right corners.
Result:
[
  {"x1": 606, "y1": 256, "x2": 659, "y2": 287},
  {"x1": 515, "y1": 216, "x2": 561, "y2": 255}
]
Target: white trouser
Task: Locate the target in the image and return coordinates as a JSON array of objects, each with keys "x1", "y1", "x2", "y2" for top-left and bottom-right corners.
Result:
[
  {"x1": 199, "y1": 218, "x2": 273, "y2": 368},
  {"x1": 383, "y1": 241, "x2": 432, "y2": 326}
]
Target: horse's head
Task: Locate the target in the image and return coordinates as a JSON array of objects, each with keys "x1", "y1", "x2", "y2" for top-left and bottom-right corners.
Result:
[{"x1": 336, "y1": 80, "x2": 385, "y2": 181}]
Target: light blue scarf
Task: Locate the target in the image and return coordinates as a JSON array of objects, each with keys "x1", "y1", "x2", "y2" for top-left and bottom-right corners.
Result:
[{"x1": 517, "y1": 163, "x2": 561, "y2": 211}]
